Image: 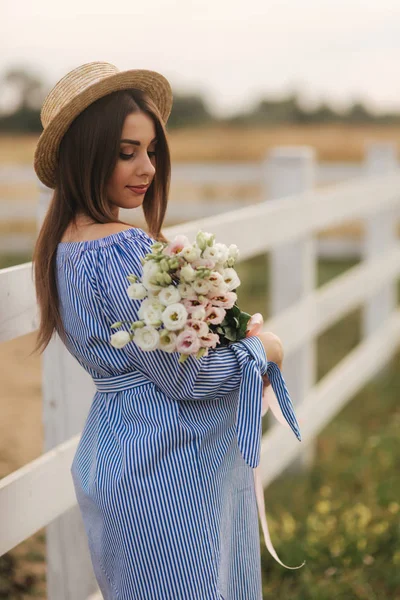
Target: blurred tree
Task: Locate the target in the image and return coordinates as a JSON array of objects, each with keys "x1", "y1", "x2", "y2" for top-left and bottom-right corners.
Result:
[
  {"x1": 375, "y1": 111, "x2": 400, "y2": 124},
  {"x1": 302, "y1": 101, "x2": 342, "y2": 124},
  {"x1": 2, "y1": 66, "x2": 45, "y2": 111},
  {"x1": 167, "y1": 92, "x2": 215, "y2": 128},
  {"x1": 0, "y1": 106, "x2": 41, "y2": 132},
  {"x1": 242, "y1": 93, "x2": 305, "y2": 124},
  {"x1": 344, "y1": 100, "x2": 373, "y2": 123},
  {"x1": 0, "y1": 65, "x2": 400, "y2": 131},
  {"x1": 0, "y1": 66, "x2": 44, "y2": 132},
  {"x1": 222, "y1": 93, "x2": 345, "y2": 125}
]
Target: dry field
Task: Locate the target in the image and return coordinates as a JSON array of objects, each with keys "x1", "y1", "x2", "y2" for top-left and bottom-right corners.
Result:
[{"x1": 1, "y1": 123, "x2": 400, "y2": 164}]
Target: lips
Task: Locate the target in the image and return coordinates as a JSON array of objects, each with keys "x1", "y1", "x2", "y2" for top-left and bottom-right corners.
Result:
[{"x1": 127, "y1": 185, "x2": 149, "y2": 194}]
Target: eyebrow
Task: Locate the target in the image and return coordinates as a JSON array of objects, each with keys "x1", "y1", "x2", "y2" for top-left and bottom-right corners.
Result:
[{"x1": 120, "y1": 137, "x2": 158, "y2": 146}]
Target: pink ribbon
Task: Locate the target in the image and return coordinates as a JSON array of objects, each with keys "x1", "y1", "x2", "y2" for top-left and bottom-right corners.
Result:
[
  {"x1": 246, "y1": 314, "x2": 306, "y2": 570},
  {"x1": 246, "y1": 313, "x2": 294, "y2": 428}
]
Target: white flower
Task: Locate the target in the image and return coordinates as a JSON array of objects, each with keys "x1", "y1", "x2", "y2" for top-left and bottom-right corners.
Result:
[
  {"x1": 214, "y1": 264, "x2": 226, "y2": 275},
  {"x1": 127, "y1": 282, "x2": 148, "y2": 300},
  {"x1": 196, "y1": 231, "x2": 214, "y2": 251},
  {"x1": 142, "y1": 259, "x2": 159, "y2": 277},
  {"x1": 177, "y1": 282, "x2": 198, "y2": 299},
  {"x1": 138, "y1": 297, "x2": 163, "y2": 314},
  {"x1": 190, "y1": 306, "x2": 206, "y2": 321},
  {"x1": 146, "y1": 288, "x2": 162, "y2": 301},
  {"x1": 138, "y1": 298, "x2": 164, "y2": 326},
  {"x1": 161, "y1": 303, "x2": 189, "y2": 331},
  {"x1": 158, "y1": 285, "x2": 182, "y2": 306},
  {"x1": 159, "y1": 329, "x2": 178, "y2": 352},
  {"x1": 134, "y1": 326, "x2": 160, "y2": 351},
  {"x1": 203, "y1": 242, "x2": 229, "y2": 264},
  {"x1": 221, "y1": 267, "x2": 241, "y2": 291},
  {"x1": 214, "y1": 242, "x2": 230, "y2": 263},
  {"x1": 192, "y1": 279, "x2": 212, "y2": 295},
  {"x1": 142, "y1": 260, "x2": 163, "y2": 292},
  {"x1": 228, "y1": 244, "x2": 240, "y2": 262},
  {"x1": 110, "y1": 330, "x2": 131, "y2": 348},
  {"x1": 181, "y1": 244, "x2": 201, "y2": 262},
  {"x1": 207, "y1": 271, "x2": 229, "y2": 293},
  {"x1": 180, "y1": 264, "x2": 197, "y2": 283}
]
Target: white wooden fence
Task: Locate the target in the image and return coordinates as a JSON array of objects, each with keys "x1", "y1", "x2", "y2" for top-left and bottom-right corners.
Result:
[
  {"x1": 2, "y1": 157, "x2": 399, "y2": 257},
  {"x1": 0, "y1": 142, "x2": 399, "y2": 599}
]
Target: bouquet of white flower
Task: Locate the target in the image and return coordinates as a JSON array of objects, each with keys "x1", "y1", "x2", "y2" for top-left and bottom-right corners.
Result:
[{"x1": 109, "y1": 230, "x2": 254, "y2": 363}]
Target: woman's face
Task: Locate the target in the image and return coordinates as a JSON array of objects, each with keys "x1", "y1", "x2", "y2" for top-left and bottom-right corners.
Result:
[{"x1": 106, "y1": 110, "x2": 157, "y2": 215}]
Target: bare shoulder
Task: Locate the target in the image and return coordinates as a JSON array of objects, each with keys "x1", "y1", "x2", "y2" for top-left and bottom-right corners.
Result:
[
  {"x1": 60, "y1": 221, "x2": 138, "y2": 243},
  {"x1": 98, "y1": 222, "x2": 136, "y2": 236}
]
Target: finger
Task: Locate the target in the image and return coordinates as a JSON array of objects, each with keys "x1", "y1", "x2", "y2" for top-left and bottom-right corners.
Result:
[
  {"x1": 246, "y1": 313, "x2": 263, "y2": 330},
  {"x1": 246, "y1": 313, "x2": 264, "y2": 337}
]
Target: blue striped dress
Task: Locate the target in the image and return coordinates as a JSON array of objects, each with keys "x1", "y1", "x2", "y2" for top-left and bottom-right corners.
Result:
[{"x1": 55, "y1": 226, "x2": 301, "y2": 600}]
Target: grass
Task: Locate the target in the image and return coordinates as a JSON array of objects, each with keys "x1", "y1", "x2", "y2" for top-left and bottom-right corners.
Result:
[
  {"x1": 1, "y1": 252, "x2": 399, "y2": 599},
  {"x1": 259, "y1": 350, "x2": 400, "y2": 600},
  {"x1": 235, "y1": 254, "x2": 400, "y2": 599},
  {"x1": 0, "y1": 252, "x2": 32, "y2": 269}
]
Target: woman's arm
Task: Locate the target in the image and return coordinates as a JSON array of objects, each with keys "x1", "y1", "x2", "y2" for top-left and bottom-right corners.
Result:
[{"x1": 256, "y1": 331, "x2": 283, "y2": 367}]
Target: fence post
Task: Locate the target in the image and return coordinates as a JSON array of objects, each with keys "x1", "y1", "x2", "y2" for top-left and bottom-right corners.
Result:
[
  {"x1": 36, "y1": 183, "x2": 100, "y2": 600},
  {"x1": 362, "y1": 142, "x2": 398, "y2": 374},
  {"x1": 263, "y1": 146, "x2": 317, "y2": 473}
]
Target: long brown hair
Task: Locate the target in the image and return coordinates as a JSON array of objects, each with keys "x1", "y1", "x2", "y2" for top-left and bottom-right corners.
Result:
[{"x1": 31, "y1": 88, "x2": 171, "y2": 355}]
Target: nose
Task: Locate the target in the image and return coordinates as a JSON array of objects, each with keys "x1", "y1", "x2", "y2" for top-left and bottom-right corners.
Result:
[{"x1": 135, "y1": 151, "x2": 156, "y2": 181}]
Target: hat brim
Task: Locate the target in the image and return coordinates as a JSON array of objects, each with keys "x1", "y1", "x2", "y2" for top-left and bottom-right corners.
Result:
[{"x1": 34, "y1": 69, "x2": 173, "y2": 189}]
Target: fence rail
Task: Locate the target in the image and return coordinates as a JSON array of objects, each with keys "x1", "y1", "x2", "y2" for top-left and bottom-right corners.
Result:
[
  {"x1": 0, "y1": 142, "x2": 399, "y2": 600},
  {"x1": 0, "y1": 159, "x2": 370, "y2": 186},
  {"x1": 2, "y1": 158, "x2": 399, "y2": 256}
]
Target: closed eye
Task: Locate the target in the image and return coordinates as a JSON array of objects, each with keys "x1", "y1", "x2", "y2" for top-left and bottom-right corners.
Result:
[{"x1": 119, "y1": 151, "x2": 156, "y2": 160}]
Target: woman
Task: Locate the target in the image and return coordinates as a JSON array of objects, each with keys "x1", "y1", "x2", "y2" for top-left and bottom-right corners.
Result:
[{"x1": 32, "y1": 62, "x2": 302, "y2": 600}]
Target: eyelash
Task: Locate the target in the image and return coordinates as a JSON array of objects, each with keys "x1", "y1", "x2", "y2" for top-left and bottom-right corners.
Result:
[{"x1": 119, "y1": 151, "x2": 156, "y2": 160}]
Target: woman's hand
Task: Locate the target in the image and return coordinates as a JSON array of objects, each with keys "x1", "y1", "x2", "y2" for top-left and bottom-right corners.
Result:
[
  {"x1": 245, "y1": 313, "x2": 284, "y2": 366},
  {"x1": 245, "y1": 313, "x2": 284, "y2": 390},
  {"x1": 258, "y1": 331, "x2": 283, "y2": 368}
]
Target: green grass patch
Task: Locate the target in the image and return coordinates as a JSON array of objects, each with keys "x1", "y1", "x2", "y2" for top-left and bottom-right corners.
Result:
[
  {"x1": 0, "y1": 253, "x2": 32, "y2": 270},
  {"x1": 236, "y1": 253, "x2": 400, "y2": 599}
]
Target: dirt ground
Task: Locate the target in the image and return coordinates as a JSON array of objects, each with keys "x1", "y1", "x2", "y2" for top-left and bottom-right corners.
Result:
[
  {"x1": 0, "y1": 332, "x2": 42, "y2": 478},
  {"x1": 0, "y1": 331, "x2": 47, "y2": 598}
]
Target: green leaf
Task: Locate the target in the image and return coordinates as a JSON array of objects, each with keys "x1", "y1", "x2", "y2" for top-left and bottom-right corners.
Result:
[
  {"x1": 238, "y1": 312, "x2": 252, "y2": 336},
  {"x1": 231, "y1": 304, "x2": 241, "y2": 318},
  {"x1": 240, "y1": 310, "x2": 252, "y2": 320},
  {"x1": 224, "y1": 326, "x2": 237, "y2": 341}
]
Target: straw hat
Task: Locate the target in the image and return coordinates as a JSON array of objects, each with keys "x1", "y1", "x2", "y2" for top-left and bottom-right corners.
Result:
[{"x1": 34, "y1": 61, "x2": 173, "y2": 189}]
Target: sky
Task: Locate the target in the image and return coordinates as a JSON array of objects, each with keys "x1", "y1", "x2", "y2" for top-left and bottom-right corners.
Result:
[{"x1": 2, "y1": 0, "x2": 400, "y2": 117}]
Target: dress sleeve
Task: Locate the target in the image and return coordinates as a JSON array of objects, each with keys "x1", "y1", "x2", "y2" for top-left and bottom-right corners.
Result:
[
  {"x1": 93, "y1": 230, "x2": 301, "y2": 468},
  {"x1": 93, "y1": 230, "x2": 269, "y2": 403}
]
